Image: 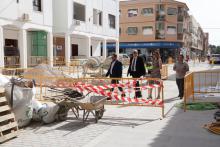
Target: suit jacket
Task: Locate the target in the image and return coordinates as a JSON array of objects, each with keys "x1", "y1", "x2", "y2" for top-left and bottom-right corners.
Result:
[
  {"x1": 106, "y1": 60, "x2": 123, "y2": 78},
  {"x1": 128, "y1": 56, "x2": 146, "y2": 77}
]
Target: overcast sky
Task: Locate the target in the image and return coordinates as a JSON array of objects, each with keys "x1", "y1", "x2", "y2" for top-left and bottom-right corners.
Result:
[{"x1": 120, "y1": 0, "x2": 220, "y2": 46}]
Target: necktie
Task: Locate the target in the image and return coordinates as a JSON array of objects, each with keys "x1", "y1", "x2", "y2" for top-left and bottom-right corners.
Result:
[{"x1": 132, "y1": 58, "x2": 136, "y2": 71}]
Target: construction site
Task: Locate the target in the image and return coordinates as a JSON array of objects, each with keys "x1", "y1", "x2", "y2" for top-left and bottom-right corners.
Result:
[{"x1": 0, "y1": 59, "x2": 220, "y2": 147}]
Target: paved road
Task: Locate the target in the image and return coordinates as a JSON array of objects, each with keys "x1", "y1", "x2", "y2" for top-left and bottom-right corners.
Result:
[{"x1": 2, "y1": 61, "x2": 220, "y2": 147}]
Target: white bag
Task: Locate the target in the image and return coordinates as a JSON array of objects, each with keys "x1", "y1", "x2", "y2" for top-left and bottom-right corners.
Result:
[
  {"x1": 0, "y1": 75, "x2": 10, "y2": 87},
  {"x1": 41, "y1": 102, "x2": 59, "y2": 124},
  {"x1": 4, "y1": 84, "x2": 36, "y2": 127}
]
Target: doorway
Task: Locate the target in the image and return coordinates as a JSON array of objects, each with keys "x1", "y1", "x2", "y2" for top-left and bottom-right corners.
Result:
[{"x1": 71, "y1": 44, "x2": 78, "y2": 56}]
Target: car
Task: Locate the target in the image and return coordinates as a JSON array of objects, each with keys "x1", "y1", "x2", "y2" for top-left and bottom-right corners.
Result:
[
  {"x1": 119, "y1": 54, "x2": 130, "y2": 59},
  {"x1": 210, "y1": 54, "x2": 220, "y2": 64}
]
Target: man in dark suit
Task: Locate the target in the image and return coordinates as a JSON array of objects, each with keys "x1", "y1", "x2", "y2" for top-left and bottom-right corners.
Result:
[
  {"x1": 106, "y1": 53, "x2": 125, "y2": 97},
  {"x1": 128, "y1": 50, "x2": 146, "y2": 98}
]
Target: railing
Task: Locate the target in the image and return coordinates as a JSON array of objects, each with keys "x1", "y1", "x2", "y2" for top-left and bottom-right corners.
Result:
[
  {"x1": 4, "y1": 56, "x2": 20, "y2": 68},
  {"x1": 184, "y1": 70, "x2": 220, "y2": 111},
  {"x1": 53, "y1": 56, "x2": 65, "y2": 66},
  {"x1": 28, "y1": 56, "x2": 48, "y2": 67}
]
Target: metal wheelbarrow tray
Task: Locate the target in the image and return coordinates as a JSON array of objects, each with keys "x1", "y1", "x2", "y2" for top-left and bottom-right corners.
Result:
[
  {"x1": 44, "y1": 95, "x2": 107, "y2": 123},
  {"x1": 71, "y1": 96, "x2": 107, "y2": 123}
]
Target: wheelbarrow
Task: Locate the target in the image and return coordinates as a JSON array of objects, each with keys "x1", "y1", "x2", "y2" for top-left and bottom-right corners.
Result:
[{"x1": 44, "y1": 91, "x2": 107, "y2": 123}]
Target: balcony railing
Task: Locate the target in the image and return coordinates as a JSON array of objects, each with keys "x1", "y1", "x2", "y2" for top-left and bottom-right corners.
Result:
[
  {"x1": 53, "y1": 56, "x2": 65, "y2": 66},
  {"x1": 4, "y1": 56, "x2": 20, "y2": 68},
  {"x1": 28, "y1": 56, "x2": 48, "y2": 67},
  {"x1": 177, "y1": 34, "x2": 183, "y2": 40}
]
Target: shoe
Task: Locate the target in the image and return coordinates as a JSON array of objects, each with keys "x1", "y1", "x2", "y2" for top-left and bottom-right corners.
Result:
[
  {"x1": 147, "y1": 96, "x2": 152, "y2": 99},
  {"x1": 156, "y1": 96, "x2": 160, "y2": 99},
  {"x1": 121, "y1": 94, "x2": 126, "y2": 97},
  {"x1": 136, "y1": 95, "x2": 142, "y2": 98}
]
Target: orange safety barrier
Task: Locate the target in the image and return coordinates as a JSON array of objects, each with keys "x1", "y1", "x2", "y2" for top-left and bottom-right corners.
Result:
[
  {"x1": 20, "y1": 75, "x2": 165, "y2": 118},
  {"x1": 184, "y1": 71, "x2": 220, "y2": 111},
  {"x1": 161, "y1": 64, "x2": 168, "y2": 80}
]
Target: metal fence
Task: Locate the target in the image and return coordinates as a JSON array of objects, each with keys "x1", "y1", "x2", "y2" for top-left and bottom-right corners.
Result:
[{"x1": 184, "y1": 70, "x2": 220, "y2": 111}]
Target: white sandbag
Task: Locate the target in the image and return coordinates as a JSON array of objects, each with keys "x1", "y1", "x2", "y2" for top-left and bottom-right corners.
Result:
[
  {"x1": 4, "y1": 84, "x2": 36, "y2": 127},
  {"x1": 32, "y1": 99, "x2": 46, "y2": 121},
  {"x1": 41, "y1": 102, "x2": 59, "y2": 124},
  {"x1": 0, "y1": 75, "x2": 10, "y2": 87}
]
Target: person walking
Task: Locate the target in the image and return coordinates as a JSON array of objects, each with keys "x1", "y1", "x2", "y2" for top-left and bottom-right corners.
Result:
[
  {"x1": 148, "y1": 51, "x2": 162, "y2": 99},
  {"x1": 173, "y1": 54, "x2": 189, "y2": 99},
  {"x1": 106, "y1": 53, "x2": 125, "y2": 97},
  {"x1": 127, "y1": 50, "x2": 146, "y2": 98}
]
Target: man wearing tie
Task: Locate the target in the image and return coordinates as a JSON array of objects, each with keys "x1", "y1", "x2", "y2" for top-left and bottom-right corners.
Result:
[
  {"x1": 128, "y1": 50, "x2": 146, "y2": 98},
  {"x1": 106, "y1": 53, "x2": 125, "y2": 97}
]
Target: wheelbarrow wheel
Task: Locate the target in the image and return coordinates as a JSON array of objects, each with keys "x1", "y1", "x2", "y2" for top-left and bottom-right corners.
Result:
[{"x1": 95, "y1": 106, "x2": 105, "y2": 119}]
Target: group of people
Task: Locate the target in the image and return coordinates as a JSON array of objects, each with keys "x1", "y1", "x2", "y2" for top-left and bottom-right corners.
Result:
[{"x1": 106, "y1": 50, "x2": 189, "y2": 100}]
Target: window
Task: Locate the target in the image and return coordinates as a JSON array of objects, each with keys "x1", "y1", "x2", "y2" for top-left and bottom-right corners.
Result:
[
  {"x1": 127, "y1": 27, "x2": 138, "y2": 35},
  {"x1": 33, "y1": 0, "x2": 42, "y2": 12},
  {"x1": 128, "y1": 9, "x2": 138, "y2": 17},
  {"x1": 141, "y1": 8, "x2": 153, "y2": 16},
  {"x1": 73, "y1": 2, "x2": 85, "y2": 21},
  {"x1": 142, "y1": 26, "x2": 153, "y2": 35},
  {"x1": 108, "y1": 14, "x2": 116, "y2": 29},
  {"x1": 177, "y1": 23, "x2": 183, "y2": 33},
  {"x1": 93, "y1": 9, "x2": 102, "y2": 26},
  {"x1": 167, "y1": 8, "x2": 177, "y2": 15},
  {"x1": 167, "y1": 26, "x2": 176, "y2": 34}
]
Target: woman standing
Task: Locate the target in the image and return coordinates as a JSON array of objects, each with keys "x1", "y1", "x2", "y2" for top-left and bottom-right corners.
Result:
[{"x1": 148, "y1": 51, "x2": 162, "y2": 99}]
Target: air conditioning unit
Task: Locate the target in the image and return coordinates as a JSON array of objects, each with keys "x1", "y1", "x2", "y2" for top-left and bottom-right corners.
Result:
[
  {"x1": 22, "y1": 13, "x2": 30, "y2": 21},
  {"x1": 74, "y1": 20, "x2": 81, "y2": 26}
]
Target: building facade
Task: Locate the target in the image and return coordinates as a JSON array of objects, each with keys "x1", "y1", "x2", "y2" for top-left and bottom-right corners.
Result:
[
  {"x1": 0, "y1": 0, "x2": 53, "y2": 68},
  {"x1": 203, "y1": 33, "x2": 209, "y2": 56},
  {"x1": 188, "y1": 15, "x2": 209, "y2": 58},
  {"x1": 53, "y1": 0, "x2": 119, "y2": 65},
  {"x1": 115, "y1": 0, "x2": 189, "y2": 62}
]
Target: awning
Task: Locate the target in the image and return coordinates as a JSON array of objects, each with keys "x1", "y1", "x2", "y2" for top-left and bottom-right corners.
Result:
[{"x1": 107, "y1": 42, "x2": 182, "y2": 49}]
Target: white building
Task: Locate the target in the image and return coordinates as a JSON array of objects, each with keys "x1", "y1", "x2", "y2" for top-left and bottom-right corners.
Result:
[
  {"x1": 0, "y1": 0, "x2": 53, "y2": 68},
  {"x1": 53, "y1": 0, "x2": 119, "y2": 65}
]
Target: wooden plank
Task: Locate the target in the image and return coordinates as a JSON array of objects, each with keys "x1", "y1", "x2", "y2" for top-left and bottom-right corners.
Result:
[
  {"x1": 0, "y1": 105, "x2": 10, "y2": 113},
  {"x1": 0, "y1": 97, "x2": 7, "y2": 103},
  {"x1": 0, "y1": 131, "x2": 18, "y2": 143},
  {"x1": 0, "y1": 114, "x2": 15, "y2": 123},
  {"x1": 0, "y1": 122, "x2": 18, "y2": 132}
]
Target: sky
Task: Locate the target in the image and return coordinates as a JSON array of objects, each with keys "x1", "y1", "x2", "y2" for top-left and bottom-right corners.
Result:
[{"x1": 120, "y1": 0, "x2": 220, "y2": 46}]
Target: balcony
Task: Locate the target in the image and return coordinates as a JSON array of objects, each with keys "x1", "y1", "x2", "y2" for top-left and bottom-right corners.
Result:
[
  {"x1": 177, "y1": 34, "x2": 183, "y2": 40},
  {"x1": 156, "y1": 11, "x2": 166, "y2": 21},
  {"x1": 155, "y1": 30, "x2": 165, "y2": 40},
  {"x1": 177, "y1": 14, "x2": 184, "y2": 22}
]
